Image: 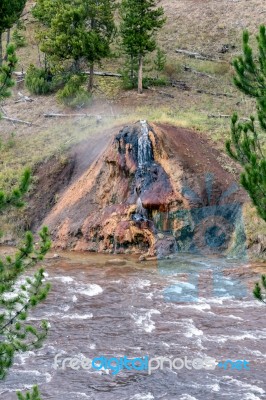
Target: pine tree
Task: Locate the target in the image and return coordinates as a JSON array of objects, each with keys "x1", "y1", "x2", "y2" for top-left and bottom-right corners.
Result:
[
  {"x1": 154, "y1": 47, "x2": 166, "y2": 76},
  {"x1": 233, "y1": 26, "x2": 266, "y2": 131},
  {"x1": 0, "y1": 44, "x2": 18, "y2": 103},
  {"x1": 32, "y1": 0, "x2": 64, "y2": 27},
  {"x1": 226, "y1": 114, "x2": 266, "y2": 221},
  {"x1": 35, "y1": 0, "x2": 116, "y2": 91},
  {"x1": 226, "y1": 25, "x2": 266, "y2": 222},
  {"x1": 120, "y1": 0, "x2": 166, "y2": 94},
  {"x1": 225, "y1": 26, "x2": 266, "y2": 304},
  {"x1": 84, "y1": 0, "x2": 117, "y2": 91},
  {"x1": 0, "y1": 0, "x2": 27, "y2": 65},
  {"x1": 253, "y1": 275, "x2": 266, "y2": 304},
  {"x1": 0, "y1": 46, "x2": 51, "y2": 385},
  {"x1": 17, "y1": 386, "x2": 42, "y2": 400}
]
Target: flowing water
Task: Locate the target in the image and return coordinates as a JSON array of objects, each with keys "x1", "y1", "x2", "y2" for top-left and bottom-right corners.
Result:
[
  {"x1": 138, "y1": 121, "x2": 153, "y2": 168},
  {"x1": 1, "y1": 252, "x2": 265, "y2": 400},
  {"x1": 132, "y1": 120, "x2": 153, "y2": 222}
]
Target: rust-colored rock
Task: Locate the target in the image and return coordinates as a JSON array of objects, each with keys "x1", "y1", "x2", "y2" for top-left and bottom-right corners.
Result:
[{"x1": 42, "y1": 122, "x2": 247, "y2": 257}]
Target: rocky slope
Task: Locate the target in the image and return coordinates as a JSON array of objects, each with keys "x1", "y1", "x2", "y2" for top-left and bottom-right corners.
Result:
[{"x1": 42, "y1": 122, "x2": 248, "y2": 258}]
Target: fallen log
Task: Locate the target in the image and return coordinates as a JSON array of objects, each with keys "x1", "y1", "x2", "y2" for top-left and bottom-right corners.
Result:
[
  {"x1": 43, "y1": 113, "x2": 118, "y2": 120},
  {"x1": 196, "y1": 89, "x2": 234, "y2": 98},
  {"x1": 208, "y1": 114, "x2": 250, "y2": 121},
  {"x1": 83, "y1": 71, "x2": 122, "y2": 78},
  {"x1": 2, "y1": 116, "x2": 34, "y2": 125},
  {"x1": 175, "y1": 49, "x2": 216, "y2": 61},
  {"x1": 208, "y1": 114, "x2": 231, "y2": 119},
  {"x1": 14, "y1": 70, "x2": 122, "y2": 78},
  {"x1": 147, "y1": 87, "x2": 175, "y2": 98},
  {"x1": 14, "y1": 92, "x2": 34, "y2": 103},
  {"x1": 171, "y1": 80, "x2": 190, "y2": 91},
  {"x1": 184, "y1": 66, "x2": 216, "y2": 79},
  {"x1": 158, "y1": 91, "x2": 174, "y2": 98},
  {"x1": 44, "y1": 113, "x2": 97, "y2": 118},
  {"x1": 14, "y1": 71, "x2": 25, "y2": 77}
]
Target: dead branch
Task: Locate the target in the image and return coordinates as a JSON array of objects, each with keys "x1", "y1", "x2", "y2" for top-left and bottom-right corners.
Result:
[
  {"x1": 44, "y1": 113, "x2": 96, "y2": 118},
  {"x1": 14, "y1": 92, "x2": 34, "y2": 103},
  {"x1": 147, "y1": 87, "x2": 175, "y2": 98},
  {"x1": 43, "y1": 113, "x2": 126, "y2": 121},
  {"x1": 158, "y1": 91, "x2": 175, "y2": 99},
  {"x1": 83, "y1": 71, "x2": 122, "y2": 78},
  {"x1": 14, "y1": 71, "x2": 25, "y2": 77},
  {"x1": 171, "y1": 80, "x2": 190, "y2": 91},
  {"x1": 2, "y1": 116, "x2": 34, "y2": 126},
  {"x1": 208, "y1": 114, "x2": 250, "y2": 121},
  {"x1": 208, "y1": 114, "x2": 231, "y2": 119},
  {"x1": 196, "y1": 89, "x2": 234, "y2": 98},
  {"x1": 175, "y1": 49, "x2": 217, "y2": 61},
  {"x1": 1, "y1": 106, "x2": 16, "y2": 127},
  {"x1": 184, "y1": 66, "x2": 216, "y2": 79},
  {"x1": 14, "y1": 70, "x2": 122, "y2": 78},
  {"x1": 0, "y1": 106, "x2": 8, "y2": 116}
]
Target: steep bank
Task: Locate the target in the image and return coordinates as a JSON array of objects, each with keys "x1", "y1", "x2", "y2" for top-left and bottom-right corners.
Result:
[{"x1": 41, "y1": 122, "x2": 254, "y2": 258}]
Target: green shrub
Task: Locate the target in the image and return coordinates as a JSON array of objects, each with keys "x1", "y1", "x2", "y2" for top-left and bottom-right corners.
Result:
[
  {"x1": 120, "y1": 72, "x2": 168, "y2": 90},
  {"x1": 120, "y1": 72, "x2": 137, "y2": 89},
  {"x1": 56, "y1": 75, "x2": 92, "y2": 108},
  {"x1": 25, "y1": 65, "x2": 54, "y2": 95},
  {"x1": 25, "y1": 65, "x2": 67, "y2": 95},
  {"x1": 143, "y1": 76, "x2": 168, "y2": 88},
  {"x1": 12, "y1": 29, "x2": 27, "y2": 48}
]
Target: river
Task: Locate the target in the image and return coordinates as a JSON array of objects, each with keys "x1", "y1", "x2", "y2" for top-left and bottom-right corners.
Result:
[{"x1": 1, "y1": 252, "x2": 265, "y2": 399}]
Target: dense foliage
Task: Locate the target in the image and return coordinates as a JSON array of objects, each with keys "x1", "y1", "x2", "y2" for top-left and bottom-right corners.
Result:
[
  {"x1": 33, "y1": 0, "x2": 116, "y2": 91},
  {"x1": 25, "y1": 65, "x2": 54, "y2": 95}
]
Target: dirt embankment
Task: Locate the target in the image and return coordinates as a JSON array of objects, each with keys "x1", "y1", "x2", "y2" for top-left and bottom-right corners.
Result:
[{"x1": 23, "y1": 126, "x2": 118, "y2": 231}]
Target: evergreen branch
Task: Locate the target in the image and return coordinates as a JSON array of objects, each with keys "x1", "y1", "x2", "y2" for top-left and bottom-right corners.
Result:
[
  {"x1": 0, "y1": 44, "x2": 18, "y2": 101},
  {"x1": 17, "y1": 385, "x2": 42, "y2": 400},
  {"x1": 0, "y1": 169, "x2": 31, "y2": 212},
  {"x1": 226, "y1": 25, "x2": 266, "y2": 223},
  {"x1": 253, "y1": 277, "x2": 266, "y2": 303}
]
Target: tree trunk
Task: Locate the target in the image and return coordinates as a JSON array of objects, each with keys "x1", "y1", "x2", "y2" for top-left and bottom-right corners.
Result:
[
  {"x1": 0, "y1": 33, "x2": 2, "y2": 67},
  {"x1": 73, "y1": 59, "x2": 80, "y2": 73},
  {"x1": 6, "y1": 29, "x2": 10, "y2": 47},
  {"x1": 138, "y1": 55, "x2": 143, "y2": 94},
  {"x1": 3, "y1": 29, "x2": 11, "y2": 62},
  {"x1": 130, "y1": 55, "x2": 134, "y2": 83},
  {"x1": 88, "y1": 63, "x2": 94, "y2": 92}
]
